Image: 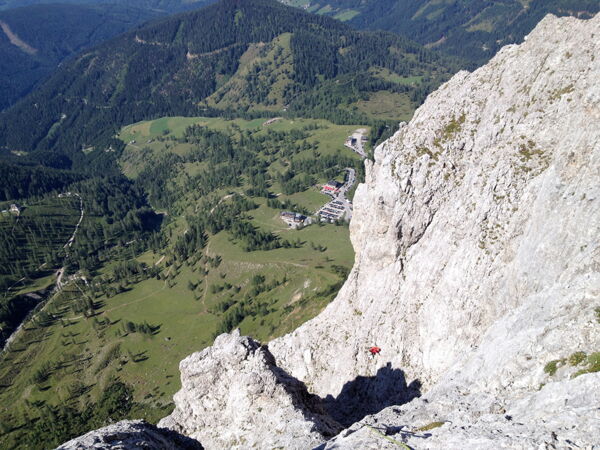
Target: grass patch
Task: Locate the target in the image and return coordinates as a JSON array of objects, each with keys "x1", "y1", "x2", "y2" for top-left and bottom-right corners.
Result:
[
  {"x1": 572, "y1": 352, "x2": 600, "y2": 378},
  {"x1": 568, "y1": 351, "x2": 586, "y2": 366},
  {"x1": 417, "y1": 421, "x2": 445, "y2": 431},
  {"x1": 354, "y1": 91, "x2": 414, "y2": 121},
  {"x1": 370, "y1": 67, "x2": 423, "y2": 86},
  {"x1": 442, "y1": 113, "x2": 466, "y2": 138},
  {"x1": 333, "y1": 9, "x2": 360, "y2": 21},
  {"x1": 543, "y1": 359, "x2": 565, "y2": 376}
]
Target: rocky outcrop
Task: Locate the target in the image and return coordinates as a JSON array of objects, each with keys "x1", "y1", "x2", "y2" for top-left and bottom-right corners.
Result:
[
  {"x1": 158, "y1": 330, "x2": 341, "y2": 449},
  {"x1": 60, "y1": 12, "x2": 600, "y2": 450},
  {"x1": 324, "y1": 372, "x2": 600, "y2": 449},
  {"x1": 56, "y1": 420, "x2": 203, "y2": 449},
  {"x1": 268, "y1": 12, "x2": 600, "y2": 446}
]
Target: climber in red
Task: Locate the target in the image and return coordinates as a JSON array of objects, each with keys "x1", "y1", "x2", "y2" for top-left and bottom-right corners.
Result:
[{"x1": 368, "y1": 346, "x2": 381, "y2": 358}]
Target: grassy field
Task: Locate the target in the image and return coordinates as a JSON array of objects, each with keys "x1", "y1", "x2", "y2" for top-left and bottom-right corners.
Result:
[
  {"x1": 0, "y1": 114, "x2": 366, "y2": 446},
  {"x1": 333, "y1": 9, "x2": 360, "y2": 21},
  {"x1": 370, "y1": 67, "x2": 423, "y2": 87},
  {"x1": 120, "y1": 115, "x2": 365, "y2": 213},
  {"x1": 120, "y1": 116, "x2": 361, "y2": 154},
  {"x1": 0, "y1": 221, "x2": 353, "y2": 441},
  {"x1": 354, "y1": 90, "x2": 415, "y2": 121}
]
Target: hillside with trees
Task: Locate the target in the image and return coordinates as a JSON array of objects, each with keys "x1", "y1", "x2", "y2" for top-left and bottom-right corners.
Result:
[
  {"x1": 281, "y1": 0, "x2": 599, "y2": 65},
  {"x1": 0, "y1": 0, "x2": 460, "y2": 171},
  {"x1": 0, "y1": 3, "x2": 163, "y2": 110},
  {"x1": 0, "y1": 115, "x2": 364, "y2": 447},
  {"x1": 0, "y1": 0, "x2": 213, "y2": 12}
]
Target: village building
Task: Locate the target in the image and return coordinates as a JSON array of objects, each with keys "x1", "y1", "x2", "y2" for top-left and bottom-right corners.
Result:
[
  {"x1": 321, "y1": 180, "x2": 343, "y2": 196},
  {"x1": 9, "y1": 204, "x2": 20, "y2": 215},
  {"x1": 280, "y1": 211, "x2": 309, "y2": 229}
]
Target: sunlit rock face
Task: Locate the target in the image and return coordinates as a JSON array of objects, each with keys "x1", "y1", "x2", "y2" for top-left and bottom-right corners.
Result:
[
  {"x1": 158, "y1": 330, "x2": 342, "y2": 449},
  {"x1": 270, "y1": 12, "x2": 600, "y2": 448},
  {"x1": 61, "y1": 12, "x2": 600, "y2": 450},
  {"x1": 56, "y1": 420, "x2": 203, "y2": 449}
]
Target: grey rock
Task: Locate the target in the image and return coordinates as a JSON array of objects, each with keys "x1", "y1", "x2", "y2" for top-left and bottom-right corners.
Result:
[
  {"x1": 158, "y1": 330, "x2": 341, "y2": 449},
  {"x1": 270, "y1": 12, "x2": 600, "y2": 448},
  {"x1": 56, "y1": 420, "x2": 203, "y2": 449}
]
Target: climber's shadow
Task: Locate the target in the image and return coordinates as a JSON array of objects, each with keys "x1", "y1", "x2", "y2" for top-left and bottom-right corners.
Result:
[{"x1": 322, "y1": 362, "x2": 421, "y2": 426}]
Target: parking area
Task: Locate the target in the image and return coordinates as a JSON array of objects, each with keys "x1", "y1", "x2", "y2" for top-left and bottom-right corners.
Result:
[{"x1": 317, "y1": 168, "x2": 355, "y2": 222}]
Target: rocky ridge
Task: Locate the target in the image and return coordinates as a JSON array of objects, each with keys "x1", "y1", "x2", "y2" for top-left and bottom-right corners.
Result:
[
  {"x1": 158, "y1": 330, "x2": 342, "y2": 449},
  {"x1": 59, "y1": 12, "x2": 600, "y2": 449},
  {"x1": 270, "y1": 11, "x2": 600, "y2": 448},
  {"x1": 57, "y1": 420, "x2": 203, "y2": 450}
]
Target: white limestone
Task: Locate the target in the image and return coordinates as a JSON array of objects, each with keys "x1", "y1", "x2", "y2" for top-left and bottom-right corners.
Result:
[
  {"x1": 158, "y1": 330, "x2": 341, "y2": 449},
  {"x1": 61, "y1": 13, "x2": 600, "y2": 450},
  {"x1": 57, "y1": 420, "x2": 203, "y2": 449},
  {"x1": 270, "y1": 12, "x2": 600, "y2": 447}
]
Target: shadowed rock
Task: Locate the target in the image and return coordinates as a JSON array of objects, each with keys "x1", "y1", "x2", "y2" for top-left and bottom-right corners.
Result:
[
  {"x1": 324, "y1": 362, "x2": 421, "y2": 426},
  {"x1": 159, "y1": 330, "x2": 342, "y2": 449},
  {"x1": 56, "y1": 419, "x2": 203, "y2": 449}
]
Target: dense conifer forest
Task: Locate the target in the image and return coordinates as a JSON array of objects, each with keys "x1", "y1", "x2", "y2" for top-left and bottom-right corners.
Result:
[
  {"x1": 0, "y1": 0, "x2": 459, "y2": 171},
  {"x1": 0, "y1": 4, "x2": 162, "y2": 110},
  {"x1": 282, "y1": 0, "x2": 600, "y2": 65},
  {"x1": 0, "y1": 0, "x2": 212, "y2": 11}
]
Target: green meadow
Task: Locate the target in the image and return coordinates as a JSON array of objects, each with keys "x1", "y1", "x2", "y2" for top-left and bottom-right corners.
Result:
[{"x1": 0, "y1": 115, "x2": 367, "y2": 446}]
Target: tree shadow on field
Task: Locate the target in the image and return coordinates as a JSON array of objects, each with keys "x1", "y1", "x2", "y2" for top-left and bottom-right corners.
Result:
[{"x1": 323, "y1": 362, "x2": 421, "y2": 427}]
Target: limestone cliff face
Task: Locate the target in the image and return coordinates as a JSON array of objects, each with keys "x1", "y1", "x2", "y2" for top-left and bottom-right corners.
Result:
[
  {"x1": 158, "y1": 331, "x2": 342, "y2": 449},
  {"x1": 59, "y1": 13, "x2": 600, "y2": 450},
  {"x1": 269, "y1": 12, "x2": 600, "y2": 443}
]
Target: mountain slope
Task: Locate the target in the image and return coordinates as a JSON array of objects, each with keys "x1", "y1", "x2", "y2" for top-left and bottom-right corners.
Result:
[
  {"x1": 269, "y1": 11, "x2": 600, "y2": 445},
  {"x1": 0, "y1": 0, "x2": 213, "y2": 12},
  {"x1": 0, "y1": 0, "x2": 459, "y2": 168},
  {"x1": 53, "y1": 11, "x2": 599, "y2": 449},
  {"x1": 0, "y1": 4, "x2": 162, "y2": 110},
  {"x1": 283, "y1": 0, "x2": 600, "y2": 65}
]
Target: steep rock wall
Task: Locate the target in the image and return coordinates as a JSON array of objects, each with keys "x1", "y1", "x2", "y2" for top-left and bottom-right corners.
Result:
[
  {"x1": 59, "y1": 13, "x2": 600, "y2": 450},
  {"x1": 270, "y1": 12, "x2": 600, "y2": 422}
]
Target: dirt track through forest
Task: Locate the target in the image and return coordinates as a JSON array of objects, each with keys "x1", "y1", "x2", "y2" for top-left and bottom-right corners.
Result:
[{"x1": 0, "y1": 20, "x2": 37, "y2": 55}]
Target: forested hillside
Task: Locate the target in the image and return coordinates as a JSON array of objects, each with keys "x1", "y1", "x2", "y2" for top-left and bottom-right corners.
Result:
[
  {"x1": 0, "y1": 0, "x2": 213, "y2": 12},
  {"x1": 0, "y1": 115, "x2": 365, "y2": 448},
  {"x1": 282, "y1": 0, "x2": 599, "y2": 65},
  {"x1": 0, "y1": 0, "x2": 459, "y2": 170},
  {"x1": 0, "y1": 3, "x2": 163, "y2": 110}
]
